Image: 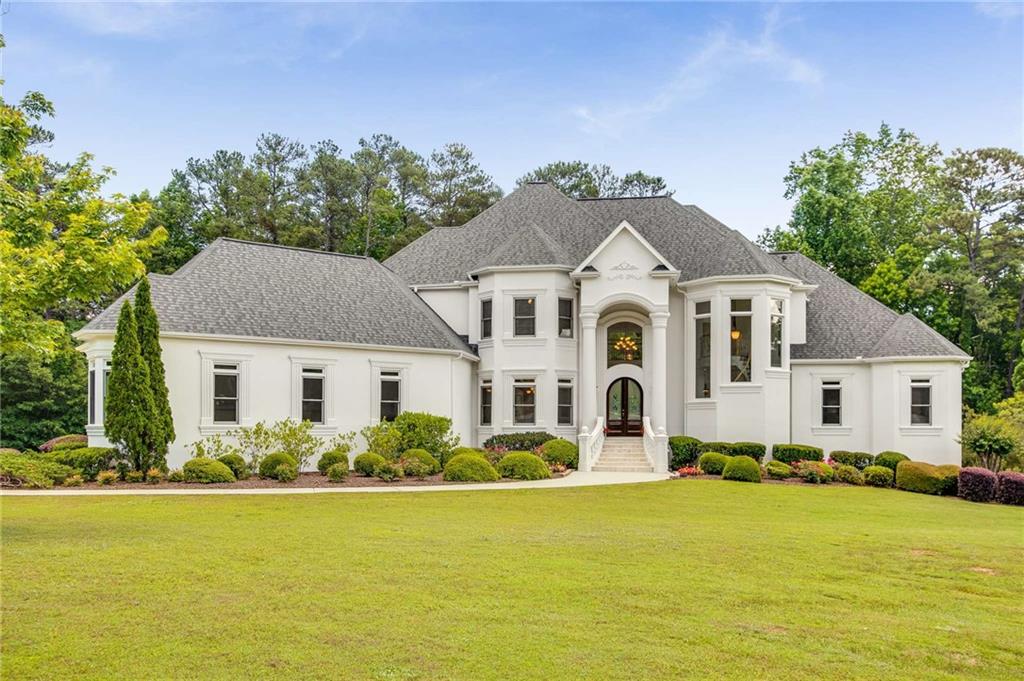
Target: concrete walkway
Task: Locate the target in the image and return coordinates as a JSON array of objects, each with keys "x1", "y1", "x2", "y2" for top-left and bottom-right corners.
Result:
[{"x1": 1, "y1": 471, "x2": 670, "y2": 497}]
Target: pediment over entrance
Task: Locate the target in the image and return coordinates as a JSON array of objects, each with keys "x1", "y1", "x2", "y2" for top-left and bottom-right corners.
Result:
[
  {"x1": 573, "y1": 220, "x2": 677, "y2": 278},
  {"x1": 573, "y1": 221, "x2": 676, "y2": 314}
]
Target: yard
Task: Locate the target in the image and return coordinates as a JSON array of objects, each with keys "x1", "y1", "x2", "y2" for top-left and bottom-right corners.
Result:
[{"x1": 2, "y1": 480, "x2": 1021, "y2": 680}]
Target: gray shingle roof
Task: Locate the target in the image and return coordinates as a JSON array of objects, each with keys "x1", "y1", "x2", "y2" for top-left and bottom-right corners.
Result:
[
  {"x1": 774, "y1": 252, "x2": 968, "y2": 360},
  {"x1": 81, "y1": 239, "x2": 474, "y2": 355}
]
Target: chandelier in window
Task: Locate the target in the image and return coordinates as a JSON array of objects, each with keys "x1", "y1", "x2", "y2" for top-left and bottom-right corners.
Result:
[{"x1": 613, "y1": 335, "x2": 638, "y2": 361}]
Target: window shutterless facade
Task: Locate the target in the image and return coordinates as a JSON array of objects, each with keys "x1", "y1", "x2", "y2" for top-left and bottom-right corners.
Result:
[
  {"x1": 558, "y1": 298, "x2": 573, "y2": 338},
  {"x1": 480, "y1": 380, "x2": 492, "y2": 426},
  {"x1": 821, "y1": 380, "x2": 842, "y2": 426},
  {"x1": 911, "y1": 379, "x2": 932, "y2": 425},
  {"x1": 513, "y1": 297, "x2": 536, "y2": 336},
  {"x1": 770, "y1": 298, "x2": 784, "y2": 368},
  {"x1": 301, "y1": 367, "x2": 325, "y2": 424},
  {"x1": 729, "y1": 299, "x2": 752, "y2": 382},
  {"x1": 694, "y1": 301, "x2": 712, "y2": 398},
  {"x1": 380, "y1": 371, "x2": 401, "y2": 422},
  {"x1": 480, "y1": 299, "x2": 492, "y2": 339},
  {"x1": 513, "y1": 378, "x2": 536, "y2": 425},
  {"x1": 557, "y1": 379, "x2": 573, "y2": 426},
  {"x1": 212, "y1": 363, "x2": 240, "y2": 424}
]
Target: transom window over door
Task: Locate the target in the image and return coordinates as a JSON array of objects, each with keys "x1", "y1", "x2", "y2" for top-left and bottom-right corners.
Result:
[
  {"x1": 380, "y1": 371, "x2": 401, "y2": 422},
  {"x1": 513, "y1": 297, "x2": 535, "y2": 336},
  {"x1": 301, "y1": 367, "x2": 324, "y2": 424},
  {"x1": 695, "y1": 301, "x2": 712, "y2": 398},
  {"x1": 213, "y1": 363, "x2": 239, "y2": 424},
  {"x1": 730, "y1": 299, "x2": 752, "y2": 382},
  {"x1": 821, "y1": 381, "x2": 842, "y2": 425},
  {"x1": 608, "y1": 322, "x2": 642, "y2": 367},
  {"x1": 513, "y1": 378, "x2": 536, "y2": 425},
  {"x1": 911, "y1": 379, "x2": 932, "y2": 425}
]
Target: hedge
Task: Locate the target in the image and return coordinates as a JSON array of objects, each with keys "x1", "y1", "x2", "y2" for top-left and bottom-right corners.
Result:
[
  {"x1": 483, "y1": 432, "x2": 555, "y2": 451},
  {"x1": 354, "y1": 453, "x2": 387, "y2": 477},
  {"x1": 835, "y1": 464, "x2": 865, "y2": 485},
  {"x1": 874, "y1": 451, "x2": 909, "y2": 472},
  {"x1": 259, "y1": 452, "x2": 299, "y2": 479},
  {"x1": 443, "y1": 454, "x2": 500, "y2": 482},
  {"x1": 895, "y1": 461, "x2": 959, "y2": 496},
  {"x1": 830, "y1": 451, "x2": 874, "y2": 470},
  {"x1": 183, "y1": 457, "x2": 236, "y2": 484},
  {"x1": 722, "y1": 455, "x2": 761, "y2": 483},
  {"x1": 697, "y1": 451, "x2": 731, "y2": 475},
  {"x1": 496, "y1": 452, "x2": 551, "y2": 480},
  {"x1": 697, "y1": 441, "x2": 734, "y2": 456},
  {"x1": 771, "y1": 444, "x2": 824, "y2": 464},
  {"x1": 539, "y1": 439, "x2": 578, "y2": 469},
  {"x1": 957, "y1": 467, "x2": 997, "y2": 503},
  {"x1": 863, "y1": 465, "x2": 894, "y2": 487},
  {"x1": 400, "y1": 448, "x2": 441, "y2": 475},
  {"x1": 317, "y1": 448, "x2": 351, "y2": 475},
  {"x1": 995, "y1": 471, "x2": 1024, "y2": 506},
  {"x1": 669, "y1": 436, "x2": 702, "y2": 468},
  {"x1": 730, "y1": 442, "x2": 766, "y2": 462}
]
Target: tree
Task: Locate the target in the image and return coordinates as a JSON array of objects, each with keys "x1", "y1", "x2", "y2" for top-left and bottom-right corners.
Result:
[
  {"x1": 247, "y1": 132, "x2": 307, "y2": 244},
  {"x1": 516, "y1": 161, "x2": 671, "y2": 199},
  {"x1": 424, "y1": 143, "x2": 502, "y2": 226},
  {"x1": 959, "y1": 414, "x2": 1020, "y2": 472},
  {"x1": 298, "y1": 140, "x2": 359, "y2": 252},
  {"x1": 139, "y1": 175, "x2": 204, "y2": 274},
  {"x1": 104, "y1": 302, "x2": 160, "y2": 471},
  {"x1": 134, "y1": 276, "x2": 174, "y2": 458}
]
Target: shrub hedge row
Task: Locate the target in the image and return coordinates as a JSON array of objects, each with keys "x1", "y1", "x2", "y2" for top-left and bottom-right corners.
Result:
[
  {"x1": 895, "y1": 461, "x2": 959, "y2": 496},
  {"x1": 483, "y1": 432, "x2": 555, "y2": 451},
  {"x1": 771, "y1": 444, "x2": 824, "y2": 464}
]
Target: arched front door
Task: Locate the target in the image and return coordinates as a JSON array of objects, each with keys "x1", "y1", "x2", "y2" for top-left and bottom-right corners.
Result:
[{"x1": 606, "y1": 378, "x2": 643, "y2": 436}]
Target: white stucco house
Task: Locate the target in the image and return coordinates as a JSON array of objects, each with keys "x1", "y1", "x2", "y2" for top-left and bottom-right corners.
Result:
[{"x1": 76, "y1": 182, "x2": 969, "y2": 472}]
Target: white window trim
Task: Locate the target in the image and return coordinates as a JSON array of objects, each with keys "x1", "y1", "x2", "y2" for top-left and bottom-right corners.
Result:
[
  {"x1": 693, "y1": 299, "x2": 713, "y2": 400},
  {"x1": 810, "y1": 373, "x2": 853, "y2": 435},
  {"x1": 512, "y1": 377, "x2": 538, "y2": 426},
  {"x1": 897, "y1": 370, "x2": 943, "y2": 434},
  {"x1": 557, "y1": 297, "x2": 574, "y2": 340},
  {"x1": 728, "y1": 297, "x2": 754, "y2": 384},
  {"x1": 199, "y1": 351, "x2": 253, "y2": 435},
  {"x1": 290, "y1": 356, "x2": 338, "y2": 434},
  {"x1": 479, "y1": 297, "x2": 493, "y2": 341},
  {"x1": 502, "y1": 289, "x2": 545, "y2": 342},
  {"x1": 370, "y1": 360, "x2": 409, "y2": 425},
  {"x1": 479, "y1": 378, "x2": 493, "y2": 427}
]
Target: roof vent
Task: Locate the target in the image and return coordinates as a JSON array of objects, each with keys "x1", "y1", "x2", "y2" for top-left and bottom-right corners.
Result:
[
  {"x1": 652, "y1": 264, "x2": 669, "y2": 272},
  {"x1": 582, "y1": 265, "x2": 597, "y2": 272}
]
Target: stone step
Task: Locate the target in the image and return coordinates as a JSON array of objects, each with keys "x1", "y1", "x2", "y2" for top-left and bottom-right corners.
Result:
[
  {"x1": 592, "y1": 464, "x2": 655, "y2": 472},
  {"x1": 597, "y1": 455, "x2": 648, "y2": 462}
]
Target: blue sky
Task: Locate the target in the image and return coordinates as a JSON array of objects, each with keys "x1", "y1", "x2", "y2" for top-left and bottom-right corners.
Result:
[{"x1": 4, "y1": 1, "x2": 1022, "y2": 238}]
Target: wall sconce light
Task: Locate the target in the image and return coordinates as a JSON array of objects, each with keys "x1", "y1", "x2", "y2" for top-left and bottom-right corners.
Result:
[{"x1": 730, "y1": 328, "x2": 742, "y2": 341}]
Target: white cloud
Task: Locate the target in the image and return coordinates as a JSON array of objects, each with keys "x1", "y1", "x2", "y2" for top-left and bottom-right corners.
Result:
[
  {"x1": 574, "y1": 5, "x2": 823, "y2": 136},
  {"x1": 974, "y1": 2, "x2": 1024, "y2": 20},
  {"x1": 48, "y1": 1, "x2": 207, "y2": 37}
]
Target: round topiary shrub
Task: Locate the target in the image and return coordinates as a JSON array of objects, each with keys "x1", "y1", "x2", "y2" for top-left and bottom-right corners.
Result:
[
  {"x1": 895, "y1": 461, "x2": 959, "y2": 495},
  {"x1": 496, "y1": 452, "x2": 551, "y2": 480},
  {"x1": 958, "y1": 467, "x2": 997, "y2": 503},
  {"x1": 668, "y1": 436, "x2": 701, "y2": 468},
  {"x1": 995, "y1": 470, "x2": 1024, "y2": 506},
  {"x1": 373, "y1": 461, "x2": 404, "y2": 482},
  {"x1": 354, "y1": 452, "x2": 387, "y2": 477},
  {"x1": 539, "y1": 439, "x2": 578, "y2": 469},
  {"x1": 327, "y1": 462, "x2": 349, "y2": 483},
  {"x1": 874, "y1": 451, "x2": 909, "y2": 472},
  {"x1": 183, "y1": 457, "x2": 236, "y2": 484},
  {"x1": 443, "y1": 454, "x2": 500, "y2": 482},
  {"x1": 765, "y1": 460, "x2": 793, "y2": 479},
  {"x1": 273, "y1": 462, "x2": 298, "y2": 482},
  {"x1": 259, "y1": 452, "x2": 298, "y2": 479},
  {"x1": 830, "y1": 451, "x2": 874, "y2": 470},
  {"x1": 317, "y1": 448, "x2": 351, "y2": 475},
  {"x1": 697, "y1": 451, "x2": 731, "y2": 475},
  {"x1": 217, "y1": 453, "x2": 249, "y2": 480},
  {"x1": 401, "y1": 448, "x2": 441, "y2": 475},
  {"x1": 770, "y1": 444, "x2": 824, "y2": 464},
  {"x1": 793, "y1": 460, "x2": 834, "y2": 484},
  {"x1": 722, "y1": 455, "x2": 761, "y2": 483},
  {"x1": 835, "y1": 464, "x2": 865, "y2": 485},
  {"x1": 863, "y1": 465, "x2": 894, "y2": 487}
]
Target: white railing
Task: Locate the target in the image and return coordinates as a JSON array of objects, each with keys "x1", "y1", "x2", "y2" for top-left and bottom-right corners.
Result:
[
  {"x1": 577, "y1": 417, "x2": 605, "y2": 472},
  {"x1": 642, "y1": 417, "x2": 670, "y2": 473}
]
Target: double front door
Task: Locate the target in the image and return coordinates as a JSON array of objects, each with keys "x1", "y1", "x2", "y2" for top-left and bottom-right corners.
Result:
[{"x1": 606, "y1": 378, "x2": 643, "y2": 436}]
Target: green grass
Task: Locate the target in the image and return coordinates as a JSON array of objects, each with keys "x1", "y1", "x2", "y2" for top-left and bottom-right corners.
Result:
[{"x1": 2, "y1": 481, "x2": 1022, "y2": 680}]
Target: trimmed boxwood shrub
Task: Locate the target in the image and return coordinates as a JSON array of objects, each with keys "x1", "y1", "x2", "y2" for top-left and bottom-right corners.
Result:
[
  {"x1": 895, "y1": 461, "x2": 959, "y2": 496},
  {"x1": 669, "y1": 436, "x2": 702, "y2": 468},
  {"x1": 722, "y1": 455, "x2": 761, "y2": 482},
  {"x1": 496, "y1": 452, "x2": 551, "y2": 480},
  {"x1": 450, "y1": 446, "x2": 486, "y2": 460},
  {"x1": 443, "y1": 454, "x2": 500, "y2": 482},
  {"x1": 835, "y1": 464, "x2": 865, "y2": 485},
  {"x1": 539, "y1": 439, "x2": 578, "y2": 468},
  {"x1": 317, "y1": 448, "x2": 351, "y2": 475},
  {"x1": 794, "y1": 460, "x2": 834, "y2": 484},
  {"x1": 765, "y1": 460, "x2": 793, "y2": 479},
  {"x1": 958, "y1": 467, "x2": 997, "y2": 503},
  {"x1": 863, "y1": 465, "x2": 894, "y2": 487},
  {"x1": 274, "y1": 462, "x2": 299, "y2": 482},
  {"x1": 830, "y1": 451, "x2": 874, "y2": 470},
  {"x1": 354, "y1": 452, "x2": 387, "y2": 477},
  {"x1": 697, "y1": 441, "x2": 734, "y2": 456},
  {"x1": 995, "y1": 471, "x2": 1024, "y2": 506},
  {"x1": 771, "y1": 444, "x2": 824, "y2": 464},
  {"x1": 217, "y1": 453, "x2": 249, "y2": 480},
  {"x1": 483, "y1": 431, "x2": 555, "y2": 451},
  {"x1": 875, "y1": 451, "x2": 909, "y2": 472},
  {"x1": 183, "y1": 457, "x2": 236, "y2": 484},
  {"x1": 730, "y1": 442, "x2": 766, "y2": 462},
  {"x1": 697, "y1": 451, "x2": 731, "y2": 475},
  {"x1": 259, "y1": 452, "x2": 299, "y2": 479},
  {"x1": 401, "y1": 448, "x2": 441, "y2": 475},
  {"x1": 326, "y1": 462, "x2": 349, "y2": 482},
  {"x1": 49, "y1": 446, "x2": 117, "y2": 481}
]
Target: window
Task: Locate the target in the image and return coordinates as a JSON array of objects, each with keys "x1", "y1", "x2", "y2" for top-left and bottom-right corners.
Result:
[
  {"x1": 821, "y1": 381, "x2": 842, "y2": 426},
  {"x1": 911, "y1": 379, "x2": 932, "y2": 425},
  {"x1": 695, "y1": 301, "x2": 712, "y2": 398},
  {"x1": 88, "y1": 368, "x2": 96, "y2": 424},
  {"x1": 557, "y1": 379, "x2": 573, "y2": 426},
  {"x1": 558, "y1": 298, "x2": 574, "y2": 338},
  {"x1": 380, "y1": 371, "x2": 401, "y2": 422},
  {"x1": 301, "y1": 367, "x2": 325, "y2": 424},
  {"x1": 480, "y1": 380, "x2": 492, "y2": 426},
  {"x1": 608, "y1": 322, "x2": 642, "y2": 367},
  {"x1": 513, "y1": 378, "x2": 536, "y2": 425},
  {"x1": 513, "y1": 297, "x2": 535, "y2": 336},
  {"x1": 103, "y1": 364, "x2": 111, "y2": 402},
  {"x1": 213, "y1": 363, "x2": 239, "y2": 424},
  {"x1": 770, "y1": 298, "x2": 784, "y2": 368},
  {"x1": 480, "y1": 299, "x2": 492, "y2": 339},
  {"x1": 729, "y1": 299, "x2": 752, "y2": 382}
]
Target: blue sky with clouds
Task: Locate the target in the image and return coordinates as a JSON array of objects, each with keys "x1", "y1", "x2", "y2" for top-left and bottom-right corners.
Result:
[{"x1": 3, "y1": 1, "x2": 1022, "y2": 237}]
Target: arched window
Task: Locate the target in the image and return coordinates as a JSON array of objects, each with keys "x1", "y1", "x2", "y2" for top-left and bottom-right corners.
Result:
[{"x1": 608, "y1": 322, "x2": 642, "y2": 367}]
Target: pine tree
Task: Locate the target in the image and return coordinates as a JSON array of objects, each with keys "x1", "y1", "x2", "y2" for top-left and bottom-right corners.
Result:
[
  {"x1": 135, "y1": 276, "x2": 174, "y2": 462},
  {"x1": 104, "y1": 301, "x2": 158, "y2": 471}
]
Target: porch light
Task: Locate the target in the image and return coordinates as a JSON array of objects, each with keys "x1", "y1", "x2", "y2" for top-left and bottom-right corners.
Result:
[{"x1": 730, "y1": 328, "x2": 742, "y2": 341}]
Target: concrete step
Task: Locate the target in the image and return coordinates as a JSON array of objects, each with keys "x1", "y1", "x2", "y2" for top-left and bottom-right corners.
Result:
[
  {"x1": 597, "y1": 456, "x2": 648, "y2": 463},
  {"x1": 592, "y1": 464, "x2": 655, "y2": 473}
]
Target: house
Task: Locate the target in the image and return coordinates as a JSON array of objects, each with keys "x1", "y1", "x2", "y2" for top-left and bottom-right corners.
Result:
[{"x1": 76, "y1": 182, "x2": 969, "y2": 472}]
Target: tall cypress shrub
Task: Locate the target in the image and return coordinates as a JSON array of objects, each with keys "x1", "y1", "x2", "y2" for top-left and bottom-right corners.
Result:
[
  {"x1": 135, "y1": 277, "x2": 173, "y2": 461},
  {"x1": 104, "y1": 301, "x2": 158, "y2": 471}
]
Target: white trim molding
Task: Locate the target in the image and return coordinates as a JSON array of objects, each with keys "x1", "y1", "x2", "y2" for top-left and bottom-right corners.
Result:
[{"x1": 198, "y1": 351, "x2": 254, "y2": 435}]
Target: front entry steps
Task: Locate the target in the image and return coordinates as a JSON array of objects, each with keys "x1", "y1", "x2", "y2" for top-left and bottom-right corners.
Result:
[{"x1": 592, "y1": 437, "x2": 652, "y2": 473}]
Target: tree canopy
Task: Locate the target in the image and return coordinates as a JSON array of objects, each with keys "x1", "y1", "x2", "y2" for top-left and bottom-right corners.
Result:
[{"x1": 516, "y1": 161, "x2": 671, "y2": 199}]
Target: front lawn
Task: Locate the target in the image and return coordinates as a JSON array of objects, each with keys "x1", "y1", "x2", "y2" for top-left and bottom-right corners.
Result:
[{"x1": 2, "y1": 481, "x2": 1021, "y2": 679}]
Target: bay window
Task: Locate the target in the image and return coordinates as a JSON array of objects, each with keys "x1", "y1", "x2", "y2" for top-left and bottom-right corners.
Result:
[
  {"x1": 513, "y1": 378, "x2": 536, "y2": 425},
  {"x1": 558, "y1": 298, "x2": 573, "y2": 338},
  {"x1": 770, "y1": 298, "x2": 784, "y2": 368},
  {"x1": 480, "y1": 380, "x2": 492, "y2": 426},
  {"x1": 729, "y1": 299, "x2": 752, "y2": 382},
  {"x1": 695, "y1": 301, "x2": 712, "y2": 398},
  {"x1": 513, "y1": 297, "x2": 535, "y2": 336},
  {"x1": 557, "y1": 379, "x2": 573, "y2": 426},
  {"x1": 480, "y1": 299, "x2": 492, "y2": 339}
]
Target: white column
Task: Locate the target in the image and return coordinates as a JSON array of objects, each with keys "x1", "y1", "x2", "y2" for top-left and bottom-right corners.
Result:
[
  {"x1": 579, "y1": 312, "x2": 599, "y2": 430},
  {"x1": 650, "y1": 311, "x2": 669, "y2": 434}
]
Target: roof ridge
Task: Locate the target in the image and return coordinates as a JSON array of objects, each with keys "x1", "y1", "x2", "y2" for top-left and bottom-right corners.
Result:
[
  {"x1": 866, "y1": 312, "x2": 966, "y2": 358},
  {"x1": 218, "y1": 237, "x2": 371, "y2": 260},
  {"x1": 576, "y1": 195, "x2": 672, "y2": 201}
]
